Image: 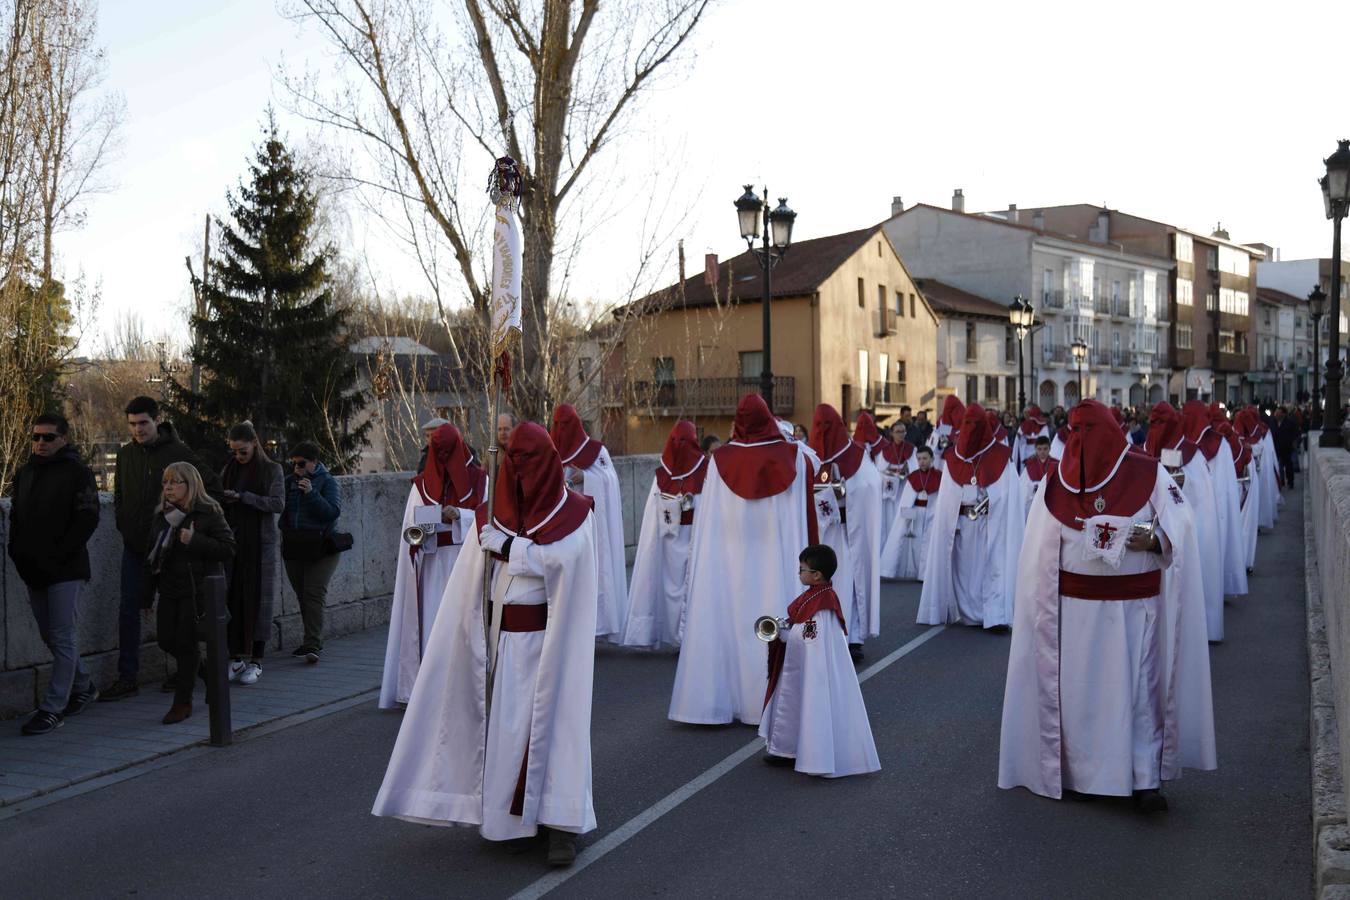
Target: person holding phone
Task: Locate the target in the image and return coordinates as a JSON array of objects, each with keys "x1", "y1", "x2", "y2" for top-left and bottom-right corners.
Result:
[{"x1": 281, "y1": 441, "x2": 343, "y2": 663}]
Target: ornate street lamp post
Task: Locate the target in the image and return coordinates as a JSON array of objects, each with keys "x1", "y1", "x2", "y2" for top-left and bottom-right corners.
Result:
[
  {"x1": 1071, "y1": 338, "x2": 1088, "y2": 404},
  {"x1": 1319, "y1": 140, "x2": 1350, "y2": 446},
  {"x1": 1009, "y1": 295, "x2": 1035, "y2": 413},
  {"x1": 735, "y1": 186, "x2": 796, "y2": 413},
  {"x1": 1310, "y1": 285, "x2": 1326, "y2": 430}
]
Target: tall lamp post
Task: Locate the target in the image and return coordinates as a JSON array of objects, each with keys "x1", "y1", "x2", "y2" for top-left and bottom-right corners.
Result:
[
  {"x1": 1071, "y1": 338, "x2": 1088, "y2": 404},
  {"x1": 1311, "y1": 285, "x2": 1326, "y2": 430},
  {"x1": 1319, "y1": 140, "x2": 1350, "y2": 447},
  {"x1": 735, "y1": 186, "x2": 796, "y2": 413},
  {"x1": 1009, "y1": 295, "x2": 1035, "y2": 413}
]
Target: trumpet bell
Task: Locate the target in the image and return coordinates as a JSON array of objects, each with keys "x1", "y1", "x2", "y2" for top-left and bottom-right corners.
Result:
[
  {"x1": 754, "y1": 615, "x2": 786, "y2": 643},
  {"x1": 403, "y1": 524, "x2": 428, "y2": 547}
]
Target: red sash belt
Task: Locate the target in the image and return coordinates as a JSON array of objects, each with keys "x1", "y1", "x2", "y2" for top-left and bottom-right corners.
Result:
[
  {"x1": 680, "y1": 509, "x2": 694, "y2": 526},
  {"x1": 1058, "y1": 569, "x2": 1161, "y2": 601},
  {"x1": 914, "y1": 499, "x2": 928, "y2": 508},
  {"x1": 436, "y1": 531, "x2": 456, "y2": 548},
  {"x1": 496, "y1": 603, "x2": 548, "y2": 632}
]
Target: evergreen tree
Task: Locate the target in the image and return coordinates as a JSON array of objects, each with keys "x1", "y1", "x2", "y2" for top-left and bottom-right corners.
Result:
[{"x1": 169, "y1": 116, "x2": 368, "y2": 470}]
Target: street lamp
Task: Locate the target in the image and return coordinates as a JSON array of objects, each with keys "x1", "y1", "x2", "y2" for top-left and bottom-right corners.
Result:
[
  {"x1": 1311, "y1": 284, "x2": 1326, "y2": 429},
  {"x1": 1071, "y1": 338, "x2": 1088, "y2": 404},
  {"x1": 735, "y1": 185, "x2": 796, "y2": 413},
  {"x1": 1009, "y1": 295, "x2": 1035, "y2": 412},
  {"x1": 1319, "y1": 139, "x2": 1350, "y2": 447}
]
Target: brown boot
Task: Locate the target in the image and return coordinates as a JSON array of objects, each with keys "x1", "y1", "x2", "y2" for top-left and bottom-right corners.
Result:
[{"x1": 162, "y1": 703, "x2": 192, "y2": 725}]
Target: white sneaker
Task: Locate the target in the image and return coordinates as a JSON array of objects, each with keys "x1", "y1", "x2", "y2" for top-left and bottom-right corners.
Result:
[
  {"x1": 227, "y1": 660, "x2": 246, "y2": 683},
  {"x1": 239, "y1": 662, "x2": 262, "y2": 685}
]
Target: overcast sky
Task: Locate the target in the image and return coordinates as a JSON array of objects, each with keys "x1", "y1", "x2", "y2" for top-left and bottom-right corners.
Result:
[{"x1": 60, "y1": 0, "x2": 1349, "y2": 352}]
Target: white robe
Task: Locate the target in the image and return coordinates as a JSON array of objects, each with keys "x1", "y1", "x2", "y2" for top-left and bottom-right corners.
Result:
[
  {"x1": 927, "y1": 424, "x2": 955, "y2": 471},
  {"x1": 569, "y1": 445, "x2": 628, "y2": 641},
  {"x1": 621, "y1": 479, "x2": 696, "y2": 649},
  {"x1": 1050, "y1": 432, "x2": 1067, "y2": 461},
  {"x1": 1017, "y1": 469, "x2": 1050, "y2": 523},
  {"x1": 1174, "y1": 453, "x2": 1224, "y2": 643},
  {"x1": 999, "y1": 462, "x2": 1217, "y2": 799},
  {"x1": 379, "y1": 486, "x2": 468, "y2": 709},
  {"x1": 372, "y1": 518, "x2": 600, "y2": 839},
  {"x1": 1206, "y1": 440, "x2": 1248, "y2": 597},
  {"x1": 669, "y1": 448, "x2": 814, "y2": 726},
  {"x1": 880, "y1": 477, "x2": 937, "y2": 581},
  {"x1": 871, "y1": 444, "x2": 914, "y2": 552},
  {"x1": 917, "y1": 458, "x2": 1023, "y2": 628},
  {"x1": 759, "y1": 610, "x2": 881, "y2": 778},
  {"x1": 815, "y1": 456, "x2": 882, "y2": 641},
  {"x1": 1238, "y1": 459, "x2": 1259, "y2": 571},
  {"x1": 1256, "y1": 432, "x2": 1279, "y2": 529}
]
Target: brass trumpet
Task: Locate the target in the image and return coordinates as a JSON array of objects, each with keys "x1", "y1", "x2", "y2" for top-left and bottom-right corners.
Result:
[
  {"x1": 964, "y1": 495, "x2": 990, "y2": 520},
  {"x1": 754, "y1": 615, "x2": 791, "y2": 642},
  {"x1": 403, "y1": 524, "x2": 430, "y2": 547}
]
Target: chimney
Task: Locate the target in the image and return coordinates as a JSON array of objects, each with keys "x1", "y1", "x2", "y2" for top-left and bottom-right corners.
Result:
[
  {"x1": 678, "y1": 239, "x2": 686, "y2": 284},
  {"x1": 1032, "y1": 211, "x2": 1045, "y2": 231},
  {"x1": 891, "y1": 195, "x2": 904, "y2": 217},
  {"x1": 704, "y1": 253, "x2": 718, "y2": 288},
  {"x1": 1211, "y1": 221, "x2": 1230, "y2": 240},
  {"x1": 952, "y1": 189, "x2": 965, "y2": 213},
  {"x1": 1007, "y1": 203, "x2": 1018, "y2": 224},
  {"x1": 1096, "y1": 208, "x2": 1110, "y2": 242}
]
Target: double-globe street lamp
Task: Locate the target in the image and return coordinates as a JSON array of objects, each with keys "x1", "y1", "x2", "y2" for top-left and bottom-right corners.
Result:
[
  {"x1": 1009, "y1": 296, "x2": 1035, "y2": 413},
  {"x1": 1071, "y1": 338, "x2": 1089, "y2": 405},
  {"x1": 735, "y1": 186, "x2": 797, "y2": 413},
  {"x1": 1318, "y1": 139, "x2": 1350, "y2": 447},
  {"x1": 1310, "y1": 285, "x2": 1326, "y2": 430}
]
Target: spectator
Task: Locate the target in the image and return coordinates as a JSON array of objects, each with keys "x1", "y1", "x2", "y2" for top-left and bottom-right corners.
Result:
[
  {"x1": 221, "y1": 423, "x2": 284, "y2": 686},
  {"x1": 1271, "y1": 406, "x2": 1300, "y2": 488},
  {"x1": 496, "y1": 411, "x2": 517, "y2": 449},
  {"x1": 9, "y1": 414, "x2": 101, "y2": 735},
  {"x1": 104, "y1": 396, "x2": 223, "y2": 702},
  {"x1": 1129, "y1": 413, "x2": 1149, "y2": 447},
  {"x1": 150, "y1": 461, "x2": 236, "y2": 725},
  {"x1": 792, "y1": 423, "x2": 808, "y2": 442},
  {"x1": 700, "y1": 433, "x2": 721, "y2": 456},
  {"x1": 905, "y1": 409, "x2": 933, "y2": 447},
  {"x1": 282, "y1": 441, "x2": 343, "y2": 663}
]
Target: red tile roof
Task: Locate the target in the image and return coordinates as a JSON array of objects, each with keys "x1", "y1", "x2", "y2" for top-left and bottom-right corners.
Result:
[
  {"x1": 1256, "y1": 286, "x2": 1307, "y2": 307},
  {"x1": 913, "y1": 279, "x2": 1010, "y2": 320}
]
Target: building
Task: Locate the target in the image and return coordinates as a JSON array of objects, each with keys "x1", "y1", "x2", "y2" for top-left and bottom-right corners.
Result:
[
  {"x1": 1257, "y1": 256, "x2": 1350, "y2": 406},
  {"x1": 1251, "y1": 287, "x2": 1302, "y2": 404},
  {"x1": 912, "y1": 278, "x2": 1021, "y2": 411},
  {"x1": 614, "y1": 225, "x2": 939, "y2": 454},
  {"x1": 1010, "y1": 204, "x2": 1263, "y2": 406},
  {"x1": 883, "y1": 198, "x2": 1171, "y2": 411}
]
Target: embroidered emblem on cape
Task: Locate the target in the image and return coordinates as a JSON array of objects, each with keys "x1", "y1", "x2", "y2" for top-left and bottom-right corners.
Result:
[
  {"x1": 802, "y1": 619, "x2": 818, "y2": 641},
  {"x1": 817, "y1": 499, "x2": 834, "y2": 519},
  {"x1": 1168, "y1": 483, "x2": 1184, "y2": 505},
  {"x1": 1092, "y1": 521, "x2": 1119, "y2": 550},
  {"x1": 1093, "y1": 495, "x2": 1106, "y2": 513},
  {"x1": 662, "y1": 509, "x2": 673, "y2": 525}
]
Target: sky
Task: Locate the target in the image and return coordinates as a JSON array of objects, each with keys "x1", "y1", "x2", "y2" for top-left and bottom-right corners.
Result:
[{"x1": 59, "y1": 0, "x2": 1350, "y2": 353}]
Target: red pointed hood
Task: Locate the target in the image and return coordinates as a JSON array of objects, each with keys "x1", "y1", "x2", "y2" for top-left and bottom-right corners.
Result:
[
  {"x1": 945, "y1": 403, "x2": 1012, "y2": 487},
  {"x1": 478, "y1": 422, "x2": 592, "y2": 544},
  {"x1": 655, "y1": 420, "x2": 708, "y2": 494},
  {"x1": 938, "y1": 394, "x2": 965, "y2": 428},
  {"x1": 729, "y1": 393, "x2": 782, "y2": 443},
  {"x1": 414, "y1": 423, "x2": 485, "y2": 507},
  {"x1": 1181, "y1": 400, "x2": 1213, "y2": 444},
  {"x1": 854, "y1": 411, "x2": 881, "y2": 446},
  {"x1": 1020, "y1": 405, "x2": 1047, "y2": 436},
  {"x1": 809, "y1": 403, "x2": 864, "y2": 479},
  {"x1": 1060, "y1": 399, "x2": 1129, "y2": 492},
  {"x1": 1145, "y1": 403, "x2": 1187, "y2": 459},
  {"x1": 550, "y1": 404, "x2": 602, "y2": 469},
  {"x1": 715, "y1": 394, "x2": 802, "y2": 500},
  {"x1": 956, "y1": 404, "x2": 995, "y2": 459}
]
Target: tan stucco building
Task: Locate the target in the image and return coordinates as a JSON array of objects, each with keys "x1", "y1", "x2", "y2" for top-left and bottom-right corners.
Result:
[{"x1": 610, "y1": 225, "x2": 939, "y2": 454}]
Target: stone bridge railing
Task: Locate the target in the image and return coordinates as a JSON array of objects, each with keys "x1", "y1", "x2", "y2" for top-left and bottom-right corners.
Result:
[{"x1": 0, "y1": 454, "x2": 661, "y2": 719}]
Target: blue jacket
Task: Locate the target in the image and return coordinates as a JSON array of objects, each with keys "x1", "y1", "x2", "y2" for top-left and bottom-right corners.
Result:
[{"x1": 282, "y1": 463, "x2": 342, "y2": 534}]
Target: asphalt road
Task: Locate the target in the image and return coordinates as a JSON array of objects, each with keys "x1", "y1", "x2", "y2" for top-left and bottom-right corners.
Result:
[{"x1": 0, "y1": 490, "x2": 1310, "y2": 899}]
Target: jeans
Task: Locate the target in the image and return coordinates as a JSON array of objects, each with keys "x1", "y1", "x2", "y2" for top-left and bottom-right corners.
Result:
[
  {"x1": 28, "y1": 580, "x2": 93, "y2": 715},
  {"x1": 285, "y1": 553, "x2": 341, "y2": 650},
  {"x1": 118, "y1": 548, "x2": 151, "y2": 682}
]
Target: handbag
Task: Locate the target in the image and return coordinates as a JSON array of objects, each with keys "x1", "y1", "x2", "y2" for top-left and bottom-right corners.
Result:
[
  {"x1": 281, "y1": 528, "x2": 328, "y2": 561},
  {"x1": 324, "y1": 531, "x2": 355, "y2": 555}
]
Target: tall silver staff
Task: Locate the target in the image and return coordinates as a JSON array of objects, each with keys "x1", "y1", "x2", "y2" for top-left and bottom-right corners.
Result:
[{"x1": 482, "y1": 157, "x2": 523, "y2": 722}]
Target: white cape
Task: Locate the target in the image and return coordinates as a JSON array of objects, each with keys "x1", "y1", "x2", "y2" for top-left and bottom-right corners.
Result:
[
  {"x1": 1207, "y1": 440, "x2": 1248, "y2": 597},
  {"x1": 1256, "y1": 432, "x2": 1279, "y2": 529},
  {"x1": 1238, "y1": 460, "x2": 1259, "y2": 571},
  {"x1": 998, "y1": 462, "x2": 1216, "y2": 798},
  {"x1": 880, "y1": 477, "x2": 936, "y2": 581},
  {"x1": 669, "y1": 448, "x2": 813, "y2": 726},
  {"x1": 574, "y1": 445, "x2": 629, "y2": 641},
  {"x1": 372, "y1": 517, "x2": 600, "y2": 838},
  {"x1": 917, "y1": 459, "x2": 1023, "y2": 628},
  {"x1": 843, "y1": 457, "x2": 883, "y2": 639},
  {"x1": 379, "y1": 486, "x2": 467, "y2": 708},
  {"x1": 759, "y1": 611, "x2": 881, "y2": 778},
  {"x1": 621, "y1": 478, "x2": 696, "y2": 649},
  {"x1": 1176, "y1": 453, "x2": 1224, "y2": 643}
]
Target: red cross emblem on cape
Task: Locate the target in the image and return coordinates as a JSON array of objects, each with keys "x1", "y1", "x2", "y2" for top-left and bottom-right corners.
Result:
[
  {"x1": 802, "y1": 619, "x2": 818, "y2": 641},
  {"x1": 817, "y1": 499, "x2": 833, "y2": 519},
  {"x1": 1093, "y1": 521, "x2": 1119, "y2": 550},
  {"x1": 1168, "y1": 483, "x2": 1184, "y2": 505}
]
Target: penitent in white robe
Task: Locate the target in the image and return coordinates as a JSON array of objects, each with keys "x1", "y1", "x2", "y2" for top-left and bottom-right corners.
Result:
[
  {"x1": 1014, "y1": 426, "x2": 1050, "y2": 469},
  {"x1": 621, "y1": 480, "x2": 697, "y2": 649},
  {"x1": 759, "y1": 612, "x2": 881, "y2": 778},
  {"x1": 380, "y1": 486, "x2": 469, "y2": 709},
  {"x1": 1173, "y1": 453, "x2": 1224, "y2": 643},
  {"x1": 999, "y1": 462, "x2": 1216, "y2": 799},
  {"x1": 873, "y1": 445, "x2": 914, "y2": 553},
  {"x1": 816, "y1": 458, "x2": 883, "y2": 641},
  {"x1": 372, "y1": 519, "x2": 600, "y2": 839},
  {"x1": 1238, "y1": 461, "x2": 1259, "y2": 572},
  {"x1": 917, "y1": 461, "x2": 1023, "y2": 628},
  {"x1": 570, "y1": 446, "x2": 629, "y2": 642},
  {"x1": 927, "y1": 425, "x2": 955, "y2": 471},
  {"x1": 1017, "y1": 469, "x2": 1049, "y2": 523},
  {"x1": 880, "y1": 479, "x2": 936, "y2": 581},
  {"x1": 1256, "y1": 432, "x2": 1279, "y2": 530},
  {"x1": 1206, "y1": 441, "x2": 1248, "y2": 597},
  {"x1": 669, "y1": 449, "x2": 814, "y2": 726}
]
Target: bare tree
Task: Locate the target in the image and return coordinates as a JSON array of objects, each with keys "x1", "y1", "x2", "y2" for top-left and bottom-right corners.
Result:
[{"x1": 280, "y1": 0, "x2": 712, "y2": 421}]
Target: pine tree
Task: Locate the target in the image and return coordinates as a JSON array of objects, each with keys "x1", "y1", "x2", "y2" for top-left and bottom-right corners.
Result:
[{"x1": 169, "y1": 116, "x2": 368, "y2": 470}]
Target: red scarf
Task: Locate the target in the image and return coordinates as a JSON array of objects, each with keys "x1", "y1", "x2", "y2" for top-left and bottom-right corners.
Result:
[
  {"x1": 907, "y1": 467, "x2": 941, "y2": 494},
  {"x1": 715, "y1": 394, "x2": 802, "y2": 500},
  {"x1": 550, "y1": 404, "x2": 603, "y2": 469},
  {"x1": 1023, "y1": 456, "x2": 1056, "y2": 483},
  {"x1": 809, "y1": 404, "x2": 864, "y2": 479},
  {"x1": 475, "y1": 422, "x2": 592, "y2": 545},
  {"x1": 654, "y1": 420, "x2": 708, "y2": 494},
  {"x1": 764, "y1": 583, "x2": 845, "y2": 708}
]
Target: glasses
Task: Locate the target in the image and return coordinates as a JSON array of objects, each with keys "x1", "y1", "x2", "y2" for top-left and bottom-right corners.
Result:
[
  {"x1": 290, "y1": 460, "x2": 309, "y2": 470},
  {"x1": 31, "y1": 433, "x2": 59, "y2": 443}
]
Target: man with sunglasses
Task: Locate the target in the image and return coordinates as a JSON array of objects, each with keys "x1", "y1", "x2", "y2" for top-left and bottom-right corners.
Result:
[{"x1": 8, "y1": 414, "x2": 101, "y2": 734}]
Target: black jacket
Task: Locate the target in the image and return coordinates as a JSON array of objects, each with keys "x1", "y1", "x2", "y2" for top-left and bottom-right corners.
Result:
[
  {"x1": 115, "y1": 422, "x2": 222, "y2": 555},
  {"x1": 148, "y1": 504, "x2": 236, "y2": 609},
  {"x1": 8, "y1": 446, "x2": 100, "y2": 588}
]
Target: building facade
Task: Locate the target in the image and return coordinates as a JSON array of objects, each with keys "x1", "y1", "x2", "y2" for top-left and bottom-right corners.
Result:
[
  {"x1": 1257, "y1": 257, "x2": 1350, "y2": 407},
  {"x1": 615, "y1": 225, "x2": 939, "y2": 453},
  {"x1": 912, "y1": 279, "x2": 1021, "y2": 412},
  {"x1": 883, "y1": 201, "x2": 1171, "y2": 412}
]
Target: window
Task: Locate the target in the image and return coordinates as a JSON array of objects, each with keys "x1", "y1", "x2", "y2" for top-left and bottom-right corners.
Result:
[
  {"x1": 984, "y1": 376, "x2": 999, "y2": 401},
  {"x1": 1043, "y1": 268, "x2": 1053, "y2": 303},
  {"x1": 1206, "y1": 290, "x2": 1217, "y2": 312},
  {"x1": 1264, "y1": 308, "x2": 1272, "y2": 326},
  {"x1": 858, "y1": 350, "x2": 869, "y2": 402},
  {"x1": 878, "y1": 284, "x2": 888, "y2": 318},
  {"x1": 895, "y1": 290, "x2": 904, "y2": 317},
  {"x1": 1005, "y1": 376, "x2": 1018, "y2": 407},
  {"x1": 1112, "y1": 332, "x2": 1120, "y2": 357},
  {"x1": 909, "y1": 293, "x2": 916, "y2": 318},
  {"x1": 857, "y1": 278, "x2": 865, "y2": 308},
  {"x1": 896, "y1": 360, "x2": 907, "y2": 385},
  {"x1": 1005, "y1": 326, "x2": 1016, "y2": 363},
  {"x1": 1177, "y1": 323, "x2": 1193, "y2": 349},
  {"x1": 878, "y1": 352, "x2": 889, "y2": 385},
  {"x1": 578, "y1": 356, "x2": 593, "y2": 385},
  {"x1": 1218, "y1": 245, "x2": 1249, "y2": 276},
  {"x1": 738, "y1": 351, "x2": 763, "y2": 380},
  {"x1": 1206, "y1": 247, "x2": 1218, "y2": 271},
  {"x1": 966, "y1": 321, "x2": 978, "y2": 361},
  {"x1": 1219, "y1": 330, "x2": 1237, "y2": 354},
  {"x1": 652, "y1": 357, "x2": 675, "y2": 384},
  {"x1": 1175, "y1": 233, "x2": 1193, "y2": 263},
  {"x1": 965, "y1": 374, "x2": 979, "y2": 403},
  {"x1": 1235, "y1": 290, "x2": 1249, "y2": 316},
  {"x1": 1111, "y1": 279, "x2": 1121, "y2": 301},
  {"x1": 1177, "y1": 279, "x2": 1193, "y2": 307}
]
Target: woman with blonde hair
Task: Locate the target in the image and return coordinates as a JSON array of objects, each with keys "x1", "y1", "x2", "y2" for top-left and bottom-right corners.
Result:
[{"x1": 148, "y1": 461, "x2": 235, "y2": 724}]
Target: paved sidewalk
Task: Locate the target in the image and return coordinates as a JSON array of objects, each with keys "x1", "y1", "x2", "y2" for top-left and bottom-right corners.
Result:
[{"x1": 0, "y1": 626, "x2": 388, "y2": 809}]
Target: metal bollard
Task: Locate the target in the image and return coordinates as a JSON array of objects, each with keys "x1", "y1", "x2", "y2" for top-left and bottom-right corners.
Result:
[{"x1": 202, "y1": 573, "x2": 233, "y2": 746}]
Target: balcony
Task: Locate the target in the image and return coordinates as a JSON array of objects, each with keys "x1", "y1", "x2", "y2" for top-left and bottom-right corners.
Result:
[
  {"x1": 1042, "y1": 289, "x2": 1067, "y2": 310},
  {"x1": 1092, "y1": 296, "x2": 1110, "y2": 315},
  {"x1": 1131, "y1": 351, "x2": 1156, "y2": 372},
  {"x1": 873, "y1": 308, "x2": 897, "y2": 337},
  {"x1": 1091, "y1": 349, "x2": 1113, "y2": 367},
  {"x1": 625, "y1": 376, "x2": 796, "y2": 417},
  {"x1": 1110, "y1": 298, "x2": 1129, "y2": 320},
  {"x1": 1042, "y1": 343, "x2": 1068, "y2": 366},
  {"x1": 1263, "y1": 355, "x2": 1280, "y2": 371},
  {"x1": 868, "y1": 381, "x2": 907, "y2": 409}
]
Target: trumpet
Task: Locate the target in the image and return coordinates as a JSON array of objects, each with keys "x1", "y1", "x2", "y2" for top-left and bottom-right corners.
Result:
[
  {"x1": 403, "y1": 524, "x2": 430, "y2": 547},
  {"x1": 963, "y1": 495, "x2": 990, "y2": 520},
  {"x1": 754, "y1": 615, "x2": 791, "y2": 642}
]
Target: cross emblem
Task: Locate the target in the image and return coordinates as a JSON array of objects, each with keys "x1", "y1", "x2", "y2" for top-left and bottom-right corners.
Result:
[
  {"x1": 818, "y1": 499, "x2": 833, "y2": 518},
  {"x1": 1093, "y1": 521, "x2": 1118, "y2": 550},
  {"x1": 662, "y1": 509, "x2": 672, "y2": 525}
]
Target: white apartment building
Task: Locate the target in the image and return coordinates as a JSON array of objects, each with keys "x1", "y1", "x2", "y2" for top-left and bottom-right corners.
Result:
[
  {"x1": 884, "y1": 199, "x2": 1172, "y2": 411},
  {"x1": 912, "y1": 278, "x2": 1021, "y2": 412}
]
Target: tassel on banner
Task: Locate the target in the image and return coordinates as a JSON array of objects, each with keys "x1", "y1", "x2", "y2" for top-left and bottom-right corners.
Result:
[{"x1": 494, "y1": 350, "x2": 512, "y2": 392}]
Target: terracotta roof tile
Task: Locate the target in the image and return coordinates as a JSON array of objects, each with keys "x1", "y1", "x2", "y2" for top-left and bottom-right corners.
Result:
[
  {"x1": 913, "y1": 278, "x2": 1009, "y2": 320},
  {"x1": 1256, "y1": 286, "x2": 1307, "y2": 307}
]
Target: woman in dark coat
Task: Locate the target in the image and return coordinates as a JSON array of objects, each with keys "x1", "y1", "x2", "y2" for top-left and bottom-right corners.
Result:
[
  {"x1": 221, "y1": 422, "x2": 284, "y2": 684},
  {"x1": 149, "y1": 461, "x2": 235, "y2": 724}
]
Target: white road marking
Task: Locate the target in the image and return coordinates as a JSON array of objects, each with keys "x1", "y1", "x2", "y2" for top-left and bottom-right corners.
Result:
[{"x1": 508, "y1": 624, "x2": 948, "y2": 900}]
